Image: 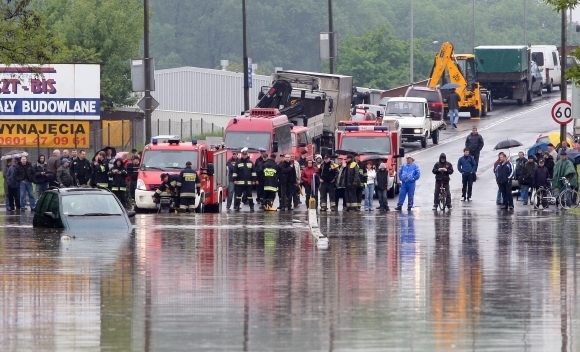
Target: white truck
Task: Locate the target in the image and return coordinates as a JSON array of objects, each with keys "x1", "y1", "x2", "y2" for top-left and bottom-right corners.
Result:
[{"x1": 382, "y1": 97, "x2": 446, "y2": 148}]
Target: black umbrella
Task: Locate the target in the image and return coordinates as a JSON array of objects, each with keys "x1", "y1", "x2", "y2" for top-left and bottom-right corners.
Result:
[
  {"x1": 363, "y1": 155, "x2": 389, "y2": 163},
  {"x1": 92, "y1": 146, "x2": 117, "y2": 161},
  {"x1": 1, "y1": 150, "x2": 28, "y2": 160},
  {"x1": 494, "y1": 139, "x2": 523, "y2": 150}
]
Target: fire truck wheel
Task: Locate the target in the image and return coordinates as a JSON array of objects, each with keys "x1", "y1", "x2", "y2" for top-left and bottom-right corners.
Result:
[{"x1": 196, "y1": 195, "x2": 205, "y2": 213}]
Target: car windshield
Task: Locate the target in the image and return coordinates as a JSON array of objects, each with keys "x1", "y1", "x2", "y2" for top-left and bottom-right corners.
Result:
[
  {"x1": 225, "y1": 131, "x2": 270, "y2": 150},
  {"x1": 62, "y1": 194, "x2": 124, "y2": 216},
  {"x1": 340, "y1": 136, "x2": 391, "y2": 154},
  {"x1": 142, "y1": 150, "x2": 198, "y2": 170},
  {"x1": 385, "y1": 102, "x2": 424, "y2": 117},
  {"x1": 351, "y1": 112, "x2": 376, "y2": 121},
  {"x1": 406, "y1": 90, "x2": 439, "y2": 102}
]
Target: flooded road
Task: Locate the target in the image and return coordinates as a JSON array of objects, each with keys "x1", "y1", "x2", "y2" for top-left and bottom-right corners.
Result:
[{"x1": 1, "y1": 209, "x2": 580, "y2": 351}]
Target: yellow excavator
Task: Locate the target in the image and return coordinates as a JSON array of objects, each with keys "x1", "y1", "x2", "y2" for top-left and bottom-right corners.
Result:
[{"x1": 427, "y1": 42, "x2": 492, "y2": 118}]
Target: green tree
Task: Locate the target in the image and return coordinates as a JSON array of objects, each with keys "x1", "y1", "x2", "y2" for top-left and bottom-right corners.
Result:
[
  {"x1": 0, "y1": 0, "x2": 60, "y2": 65},
  {"x1": 39, "y1": 0, "x2": 143, "y2": 110}
]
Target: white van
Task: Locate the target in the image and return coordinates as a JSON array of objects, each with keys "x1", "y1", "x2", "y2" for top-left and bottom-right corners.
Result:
[{"x1": 530, "y1": 45, "x2": 562, "y2": 93}]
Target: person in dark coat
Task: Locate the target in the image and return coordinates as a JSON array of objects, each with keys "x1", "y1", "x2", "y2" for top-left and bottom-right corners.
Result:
[
  {"x1": 154, "y1": 173, "x2": 180, "y2": 211},
  {"x1": 542, "y1": 152, "x2": 555, "y2": 179},
  {"x1": 254, "y1": 149, "x2": 268, "y2": 206},
  {"x1": 225, "y1": 151, "x2": 238, "y2": 210},
  {"x1": 317, "y1": 155, "x2": 337, "y2": 211},
  {"x1": 465, "y1": 126, "x2": 484, "y2": 172},
  {"x1": 33, "y1": 155, "x2": 48, "y2": 200},
  {"x1": 262, "y1": 154, "x2": 280, "y2": 211},
  {"x1": 457, "y1": 148, "x2": 477, "y2": 201},
  {"x1": 5, "y1": 159, "x2": 20, "y2": 211},
  {"x1": 496, "y1": 152, "x2": 513, "y2": 209},
  {"x1": 109, "y1": 158, "x2": 128, "y2": 207},
  {"x1": 277, "y1": 153, "x2": 296, "y2": 210},
  {"x1": 72, "y1": 150, "x2": 92, "y2": 186},
  {"x1": 447, "y1": 88, "x2": 461, "y2": 129},
  {"x1": 177, "y1": 161, "x2": 201, "y2": 213},
  {"x1": 345, "y1": 154, "x2": 361, "y2": 211},
  {"x1": 532, "y1": 158, "x2": 550, "y2": 208},
  {"x1": 375, "y1": 163, "x2": 390, "y2": 211},
  {"x1": 519, "y1": 155, "x2": 537, "y2": 205},
  {"x1": 91, "y1": 151, "x2": 110, "y2": 189},
  {"x1": 233, "y1": 148, "x2": 256, "y2": 211},
  {"x1": 15, "y1": 156, "x2": 36, "y2": 211},
  {"x1": 46, "y1": 150, "x2": 61, "y2": 188},
  {"x1": 432, "y1": 153, "x2": 454, "y2": 210},
  {"x1": 126, "y1": 156, "x2": 140, "y2": 204},
  {"x1": 56, "y1": 159, "x2": 73, "y2": 188}
]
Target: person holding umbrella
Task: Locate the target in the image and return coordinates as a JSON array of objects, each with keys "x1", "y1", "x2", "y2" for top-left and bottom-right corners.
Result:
[{"x1": 447, "y1": 88, "x2": 461, "y2": 129}]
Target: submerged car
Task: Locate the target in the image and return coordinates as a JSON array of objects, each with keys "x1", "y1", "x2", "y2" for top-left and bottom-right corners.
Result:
[{"x1": 33, "y1": 187, "x2": 134, "y2": 231}]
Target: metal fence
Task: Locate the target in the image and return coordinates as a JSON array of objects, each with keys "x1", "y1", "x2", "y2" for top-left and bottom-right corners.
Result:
[{"x1": 153, "y1": 118, "x2": 224, "y2": 139}]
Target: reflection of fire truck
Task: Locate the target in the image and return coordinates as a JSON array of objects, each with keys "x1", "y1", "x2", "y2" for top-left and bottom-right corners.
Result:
[
  {"x1": 135, "y1": 135, "x2": 227, "y2": 213},
  {"x1": 335, "y1": 121, "x2": 403, "y2": 197}
]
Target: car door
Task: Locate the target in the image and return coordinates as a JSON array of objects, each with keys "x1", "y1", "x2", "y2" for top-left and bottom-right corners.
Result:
[
  {"x1": 552, "y1": 51, "x2": 561, "y2": 85},
  {"x1": 34, "y1": 193, "x2": 54, "y2": 227}
]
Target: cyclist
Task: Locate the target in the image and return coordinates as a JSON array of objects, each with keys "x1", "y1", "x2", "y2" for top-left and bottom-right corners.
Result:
[
  {"x1": 552, "y1": 150, "x2": 577, "y2": 194},
  {"x1": 532, "y1": 158, "x2": 550, "y2": 209},
  {"x1": 432, "y1": 153, "x2": 454, "y2": 210}
]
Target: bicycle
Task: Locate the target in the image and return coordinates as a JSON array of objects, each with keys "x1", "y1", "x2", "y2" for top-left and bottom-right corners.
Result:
[
  {"x1": 436, "y1": 182, "x2": 447, "y2": 211},
  {"x1": 557, "y1": 177, "x2": 580, "y2": 209},
  {"x1": 533, "y1": 185, "x2": 557, "y2": 209}
]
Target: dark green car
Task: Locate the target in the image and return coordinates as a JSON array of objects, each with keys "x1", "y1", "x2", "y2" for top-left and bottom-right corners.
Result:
[{"x1": 33, "y1": 187, "x2": 134, "y2": 231}]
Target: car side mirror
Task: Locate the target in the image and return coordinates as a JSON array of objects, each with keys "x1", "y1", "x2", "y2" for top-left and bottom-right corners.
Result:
[
  {"x1": 126, "y1": 211, "x2": 136, "y2": 218},
  {"x1": 272, "y1": 141, "x2": 279, "y2": 153},
  {"x1": 44, "y1": 212, "x2": 56, "y2": 219},
  {"x1": 206, "y1": 163, "x2": 215, "y2": 176},
  {"x1": 394, "y1": 147, "x2": 405, "y2": 158}
]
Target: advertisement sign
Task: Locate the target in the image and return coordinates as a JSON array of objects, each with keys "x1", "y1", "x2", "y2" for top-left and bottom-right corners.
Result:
[
  {"x1": 0, "y1": 64, "x2": 100, "y2": 120},
  {"x1": 0, "y1": 121, "x2": 90, "y2": 148}
]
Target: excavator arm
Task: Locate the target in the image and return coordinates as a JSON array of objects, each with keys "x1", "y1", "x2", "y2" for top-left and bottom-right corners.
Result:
[{"x1": 427, "y1": 42, "x2": 469, "y2": 90}]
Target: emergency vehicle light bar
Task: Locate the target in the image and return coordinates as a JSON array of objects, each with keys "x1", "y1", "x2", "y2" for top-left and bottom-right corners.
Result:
[
  {"x1": 249, "y1": 108, "x2": 280, "y2": 117},
  {"x1": 152, "y1": 138, "x2": 158, "y2": 145},
  {"x1": 344, "y1": 126, "x2": 389, "y2": 132}
]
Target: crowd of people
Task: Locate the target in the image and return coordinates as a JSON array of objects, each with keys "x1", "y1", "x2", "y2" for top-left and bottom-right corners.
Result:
[{"x1": 2, "y1": 148, "x2": 141, "y2": 211}]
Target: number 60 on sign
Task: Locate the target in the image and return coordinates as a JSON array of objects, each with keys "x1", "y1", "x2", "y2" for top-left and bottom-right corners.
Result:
[{"x1": 551, "y1": 100, "x2": 572, "y2": 125}]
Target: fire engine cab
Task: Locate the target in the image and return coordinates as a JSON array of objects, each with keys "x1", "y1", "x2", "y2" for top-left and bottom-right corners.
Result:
[
  {"x1": 135, "y1": 135, "x2": 227, "y2": 213},
  {"x1": 335, "y1": 121, "x2": 404, "y2": 197}
]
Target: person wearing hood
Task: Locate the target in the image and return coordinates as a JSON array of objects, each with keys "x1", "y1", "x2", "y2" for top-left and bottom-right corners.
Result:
[
  {"x1": 457, "y1": 148, "x2": 476, "y2": 201},
  {"x1": 57, "y1": 158, "x2": 73, "y2": 188},
  {"x1": 314, "y1": 154, "x2": 323, "y2": 168},
  {"x1": 432, "y1": 153, "x2": 454, "y2": 210},
  {"x1": 552, "y1": 150, "x2": 577, "y2": 193},
  {"x1": 375, "y1": 163, "x2": 390, "y2": 211},
  {"x1": 109, "y1": 158, "x2": 128, "y2": 207},
  {"x1": 532, "y1": 158, "x2": 550, "y2": 208},
  {"x1": 33, "y1": 155, "x2": 48, "y2": 199}
]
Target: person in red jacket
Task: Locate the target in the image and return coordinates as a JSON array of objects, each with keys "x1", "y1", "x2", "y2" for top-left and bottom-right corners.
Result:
[{"x1": 300, "y1": 159, "x2": 319, "y2": 208}]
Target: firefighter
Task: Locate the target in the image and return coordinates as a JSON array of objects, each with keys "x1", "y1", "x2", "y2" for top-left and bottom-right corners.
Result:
[
  {"x1": 318, "y1": 154, "x2": 338, "y2": 211},
  {"x1": 72, "y1": 150, "x2": 91, "y2": 186},
  {"x1": 153, "y1": 173, "x2": 180, "y2": 211},
  {"x1": 109, "y1": 158, "x2": 128, "y2": 208},
  {"x1": 177, "y1": 161, "x2": 201, "y2": 213},
  {"x1": 233, "y1": 147, "x2": 256, "y2": 211},
  {"x1": 278, "y1": 154, "x2": 296, "y2": 210},
  {"x1": 355, "y1": 153, "x2": 366, "y2": 211},
  {"x1": 262, "y1": 153, "x2": 279, "y2": 211},
  {"x1": 255, "y1": 148, "x2": 268, "y2": 206},
  {"x1": 90, "y1": 151, "x2": 110, "y2": 189},
  {"x1": 345, "y1": 154, "x2": 361, "y2": 211}
]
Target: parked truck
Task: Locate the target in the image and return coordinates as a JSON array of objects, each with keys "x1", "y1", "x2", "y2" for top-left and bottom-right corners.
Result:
[
  {"x1": 474, "y1": 45, "x2": 533, "y2": 106},
  {"x1": 256, "y1": 70, "x2": 353, "y2": 155},
  {"x1": 382, "y1": 97, "x2": 446, "y2": 148}
]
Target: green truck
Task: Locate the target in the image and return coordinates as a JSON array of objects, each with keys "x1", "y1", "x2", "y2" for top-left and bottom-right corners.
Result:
[{"x1": 474, "y1": 45, "x2": 533, "y2": 106}]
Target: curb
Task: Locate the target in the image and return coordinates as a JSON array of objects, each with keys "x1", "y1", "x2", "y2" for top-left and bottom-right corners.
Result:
[{"x1": 308, "y1": 208, "x2": 328, "y2": 249}]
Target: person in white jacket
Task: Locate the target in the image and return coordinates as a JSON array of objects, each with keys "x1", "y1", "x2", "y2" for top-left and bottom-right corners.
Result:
[{"x1": 364, "y1": 162, "x2": 377, "y2": 211}]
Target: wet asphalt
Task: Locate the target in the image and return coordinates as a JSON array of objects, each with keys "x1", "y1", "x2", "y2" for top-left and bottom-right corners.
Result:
[{"x1": 2, "y1": 90, "x2": 580, "y2": 351}]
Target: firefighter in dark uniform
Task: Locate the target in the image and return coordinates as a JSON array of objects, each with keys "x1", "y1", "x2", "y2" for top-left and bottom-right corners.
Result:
[
  {"x1": 278, "y1": 153, "x2": 296, "y2": 210},
  {"x1": 355, "y1": 153, "x2": 366, "y2": 211},
  {"x1": 318, "y1": 154, "x2": 338, "y2": 211},
  {"x1": 262, "y1": 153, "x2": 279, "y2": 211},
  {"x1": 233, "y1": 147, "x2": 256, "y2": 211},
  {"x1": 72, "y1": 150, "x2": 91, "y2": 186},
  {"x1": 91, "y1": 151, "x2": 110, "y2": 189},
  {"x1": 345, "y1": 154, "x2": 361, "y2": 211},
  {"x1": 177, "y1": 161, "x2": 201, "y2": 213},
  {"x1": 154, "y1": 173, "x2": 180, "y2": 211},
  {"x1": 255, "y1": 148, "x2": 268, "y2": 206},
  {"x1": 109, "y1": 158, "x2": 128, "y2": 208}
]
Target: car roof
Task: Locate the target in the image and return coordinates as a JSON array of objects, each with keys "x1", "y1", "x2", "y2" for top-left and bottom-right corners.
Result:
[
  {"x1": 407, "y1": 86, "x2": 438, "y2": 92},
  {"x1": 387, "y1": 97, "x2": 427, "y2": 103},
  {"x1": 46, "y1": 187, "x2": 114, "y2": 195}
]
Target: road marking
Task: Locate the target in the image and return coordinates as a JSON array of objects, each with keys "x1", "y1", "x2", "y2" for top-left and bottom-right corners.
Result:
[{"x1": 413, "y1": 97, "x2": 563, "y2": 156}]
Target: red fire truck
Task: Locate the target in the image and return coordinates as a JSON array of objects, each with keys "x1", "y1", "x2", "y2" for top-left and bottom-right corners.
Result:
[
  {"x1": 291, "y1": 125, "x2": 313, "y2": 160},
  {"x1": 135, "y1": 135, "x2": 227, "y2": 213},
  {"x1": 335, "y1": 121, "x2": 403, "y2": 197}
]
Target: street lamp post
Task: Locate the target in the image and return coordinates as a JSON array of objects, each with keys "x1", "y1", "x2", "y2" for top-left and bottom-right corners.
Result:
[
  {"x1": 418, "y1": 41, "x2": 439, "y2": 79},
  {"x1": 410, "y1": 0, "x2": 414, "y2": 84},
  {"x1": 242, "y1": 0, "x2": 249, "y2": 112}
]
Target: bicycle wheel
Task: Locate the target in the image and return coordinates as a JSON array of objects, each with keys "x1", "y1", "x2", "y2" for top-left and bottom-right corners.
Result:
[
  {"x1": 558, "y1": 189, "x2": 580, "y2": 209},
  {"x1": 534, "y1": 188, "x2": 548, "y2": 209},
  {"x1": 438, "y1": 189, "x2": 446, "y2": 211}
]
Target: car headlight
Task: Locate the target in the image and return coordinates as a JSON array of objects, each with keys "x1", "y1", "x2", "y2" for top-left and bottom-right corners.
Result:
[
  {"x1": 136, "y1": 179, "x2": 146, "y2": 190},
  {"x1": 413, "y1": 129, "x2": 422, "y2": 134}
]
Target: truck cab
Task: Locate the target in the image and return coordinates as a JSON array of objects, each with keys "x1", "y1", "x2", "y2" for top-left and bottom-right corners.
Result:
[
  {"x1": 135, "y1": 136, "x2": 226, "y2": 213},
  {"x1": 225, "y1": 108, "x2": 292, "y2": 162},
  {"x1": 335, "y1": 121, "x2": 403, "y2": 197},
  {"x1": 291, "y1": 125, "x2": 313, "y2": 160}
]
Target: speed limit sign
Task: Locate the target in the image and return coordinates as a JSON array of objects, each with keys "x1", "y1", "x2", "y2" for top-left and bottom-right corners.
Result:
[{"x1": 551, "y1": 100, "x2": 572, "y2": 125}]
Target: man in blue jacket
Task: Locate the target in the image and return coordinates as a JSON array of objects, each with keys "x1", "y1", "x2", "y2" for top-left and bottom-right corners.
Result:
[
  {"x1": 457, "y1": 148, "x2": 477, "y2": 201},
  {"x1": 395, "y1": 155, "x2": 421, "y2": 211}
]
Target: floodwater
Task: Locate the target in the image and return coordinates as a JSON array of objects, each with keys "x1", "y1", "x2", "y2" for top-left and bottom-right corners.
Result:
[{"x1": 1, "y1": 208, "x2": 580, "y2": 351}]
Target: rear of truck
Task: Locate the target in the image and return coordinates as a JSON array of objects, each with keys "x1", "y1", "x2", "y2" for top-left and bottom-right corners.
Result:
[{"x1": 474, "y1": 45, "x2": 531, "y2": 105}]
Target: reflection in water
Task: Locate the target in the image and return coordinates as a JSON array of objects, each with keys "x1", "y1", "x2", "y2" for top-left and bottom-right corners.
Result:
[{"x1": 1, "y1": 211, "x2": 580, "y2": 350}]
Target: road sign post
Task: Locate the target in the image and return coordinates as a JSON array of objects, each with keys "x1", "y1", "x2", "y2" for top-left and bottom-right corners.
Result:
[{"x1": 551, "y1": 100, "x2": 572, "y2": 125}]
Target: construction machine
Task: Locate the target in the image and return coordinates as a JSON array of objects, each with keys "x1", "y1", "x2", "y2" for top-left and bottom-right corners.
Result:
[{"x1": 427, "y1": 42, "x2": 492, "y2": 118}]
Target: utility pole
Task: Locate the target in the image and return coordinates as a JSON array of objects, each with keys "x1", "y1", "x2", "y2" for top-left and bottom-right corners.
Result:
[
  {"x1": 524, "y1": 0, "x2": 527, "y2": 45},
  {"x1": 561, "y1": 8, "x2": 567, "y2": 143},
  {"x1": 472, "y1": 0, "x2": 476, "y2": 48},
  {"x1": 410, "y1": 0, "x2": 414, "y2": 84},
  {"x1": 328, "y1": 0, "x2": 334, "y2": 74},
  {"x1": 242, "y1": 0, "x2": 250, "y2": 112},
  {"x1": 144, "y1": 0, "x2": 152, "y2": 143}
]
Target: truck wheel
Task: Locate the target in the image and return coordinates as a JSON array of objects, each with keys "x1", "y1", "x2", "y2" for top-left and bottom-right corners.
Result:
[
  {"x1": 470, "y1": 107, "x2": 481, "y2": 118},
  {"x1": 487, "y1": 96, "x2": 493, "y2": 112},
  {"x1": 196, "y1": 196, "x2": 205, "y2": 213},
  {"x1": 421, "y1": 136, "x2": 427, "y2": 149},
  {"x1": 526, "y1": 88, "x2": 532, "y2": 103},
  {"x1": 516, "y1": 98, "x2": 523, "y2": 106},
  {"x1": 547, "y1": 81, "x2": 553, "y2": 93},
  {"x1": 431, "y1": 129, "x2": 439, "y2": 144}
]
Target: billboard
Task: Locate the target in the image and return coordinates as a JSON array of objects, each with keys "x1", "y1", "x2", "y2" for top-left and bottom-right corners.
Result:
[
  {"x1": 0, "y1": 121, "x2": 90, "y2": 148},
  {"x1": 0, "y1": 64, "x2": 100, "y2": 120}
]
